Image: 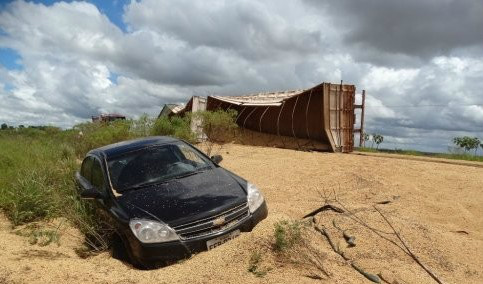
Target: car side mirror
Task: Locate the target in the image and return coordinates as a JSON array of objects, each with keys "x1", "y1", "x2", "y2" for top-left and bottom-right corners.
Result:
[
  {"x1": 80, "y1": 186, "x2": 102, "y2": 199},
  {"x1": 75, "y1": 172, "x2": 103, "y2": 199},
  {"x1": 211, "y1": 154, "x2": 223, "y2": 164}
]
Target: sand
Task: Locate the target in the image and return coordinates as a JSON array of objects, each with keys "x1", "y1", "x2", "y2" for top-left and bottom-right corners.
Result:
[{"x1": 1, "y1": 143, "x2": 482, "y2": 284}]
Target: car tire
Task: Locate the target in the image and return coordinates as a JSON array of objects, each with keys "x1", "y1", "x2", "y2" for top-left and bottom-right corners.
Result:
[
  {"x1": 111, "y1": 233, "x2": 156, "y2": 270},
  {"x1": 111, "y1": 233, "x2": 130, "y2": 262}
]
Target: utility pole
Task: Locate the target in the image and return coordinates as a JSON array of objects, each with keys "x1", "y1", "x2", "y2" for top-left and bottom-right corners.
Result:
[{"x1": 359, "y1": 90, "x2": 366, "y2": 147}]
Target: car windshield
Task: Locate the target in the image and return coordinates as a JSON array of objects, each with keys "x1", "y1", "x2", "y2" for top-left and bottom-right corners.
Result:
[{"x1": 107, "y1": 142, "x2": 212, "y2": 193}]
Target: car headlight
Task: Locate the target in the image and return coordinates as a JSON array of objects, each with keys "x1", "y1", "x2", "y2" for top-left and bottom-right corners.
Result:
[
  {"x1": 247, "y1": 182, "x2": 264, "y2": 213},
  {"x1": 129, "y1": 219, "x2": 179, "y2": 243}
]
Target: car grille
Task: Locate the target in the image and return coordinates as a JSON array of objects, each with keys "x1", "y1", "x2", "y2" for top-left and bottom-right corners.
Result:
[{"x1": 173, "y1": 202, "x2": 249, "y2": 240}]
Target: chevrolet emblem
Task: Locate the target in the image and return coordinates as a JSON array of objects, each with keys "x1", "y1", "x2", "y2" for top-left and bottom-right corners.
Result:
[{"x1": 212, "y1": 216, "x2": 226, "y2": 226}]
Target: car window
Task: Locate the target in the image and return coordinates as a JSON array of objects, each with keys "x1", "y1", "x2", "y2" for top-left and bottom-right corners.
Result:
[
  {"x1": 107, "y1": 142, "x2": 212, "y2": 193},
  {"x1": 178, "y1": 143, "x2": 205, "y2": 165},
  {"x1": 80, "y1": 157, "x2": 93, "y2": 180},
  {"x1": 91, "y1": 159, "x2": 106, "y2": 191}
]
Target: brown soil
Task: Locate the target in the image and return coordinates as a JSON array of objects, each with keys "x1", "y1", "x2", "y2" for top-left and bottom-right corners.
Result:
[{"x1": 1, "y1": 144, "x2": 482, "y2": 284}]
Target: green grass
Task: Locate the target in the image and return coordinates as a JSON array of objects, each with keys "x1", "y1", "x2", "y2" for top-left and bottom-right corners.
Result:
[
  {"x1": 356, "y1": 147, "x2": 378, "y2": 153},
  {"x1": 356, "y1": 147, "x2": 483, "y2": 162},
  {"x1": 0, "y1": 130, "x2": 77, "y2": 225},
  {"x1": 433, "y1": 153, "x2": 483, "y2": 162},
  {"x1": 0, "y1": 122, "x2": 140, "y2": 249},
  {"x1": 0, "y1": 111, "x2": 238, "y2": 251},
  {"x1": 0, "y1": 122, "x2": 153, "y2": 250}
]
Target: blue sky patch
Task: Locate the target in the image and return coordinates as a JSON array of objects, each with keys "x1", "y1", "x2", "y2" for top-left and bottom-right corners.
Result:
[
  {"x1": 109, "y1": 71, "x2": 120, "y2": 84},
  {"x1": 0, "y1": 48, "x2": 22, "y2": 70},
  {"x1": 3, "y1": 82, "x2": 14, "y2": 92},
  {"x1": 87, "y1": 0, "x2": 130, "y2": 32}
]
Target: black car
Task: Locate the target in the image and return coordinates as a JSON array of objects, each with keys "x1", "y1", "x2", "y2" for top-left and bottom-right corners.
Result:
[{"x1": 75, "y1": 136, "x2": 268, "y2": 268}]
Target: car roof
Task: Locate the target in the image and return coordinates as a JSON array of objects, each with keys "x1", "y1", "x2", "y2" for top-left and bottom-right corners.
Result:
[{"x1": 88, "y1": 136, "x2": 181, "y2": 158}]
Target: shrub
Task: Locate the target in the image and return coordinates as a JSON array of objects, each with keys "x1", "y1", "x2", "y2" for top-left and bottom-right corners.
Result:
[
  {"x1": 130, "y1": 114, "x2": 154, "y2": 137},
  {"x1": 248, "y1": 251, "x2": 268, "y2": 277},
  {"x1": 192, "y1": 110, "x2": 238, "y2": 156},
  {"x1": 151, "y1": 116, "x2": 196, "y2": 143},
  {"x1": 72, "y1": 120, "x2": 133, "y2": 157},
  {"x1": 195, "y1": 109, "x2": 238, "y2": 142},
  {"x1": 273, "y1": 220, "x2": 303, "y2": 252}
]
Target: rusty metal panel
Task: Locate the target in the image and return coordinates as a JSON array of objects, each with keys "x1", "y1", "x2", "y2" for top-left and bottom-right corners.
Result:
[
  {"x1": 328, "y1": 84, "x2": 340, "y2": 149},
  {"x1": 341, "y1": 85, "x2": 355, "y2": 152},
  {"x1": 325, "y1": 83, "x2": 356, "y2": 152}
]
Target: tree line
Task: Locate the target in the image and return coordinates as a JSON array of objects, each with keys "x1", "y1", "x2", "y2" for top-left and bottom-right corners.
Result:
[
  {"x1": 362, "y1": 132, "x2": 384, "y2": 149},
  {"x1": 1, "y1": 123, "x2": 50, "y2": 130},
  {"x1": 361, "y1": 133, "x2": 482, "y2": 156},
  {"x1": 453, "y1": 136, "x2": 481, "y2": 156}
]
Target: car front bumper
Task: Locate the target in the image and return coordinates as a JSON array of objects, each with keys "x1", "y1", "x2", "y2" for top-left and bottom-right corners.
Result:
[{"x1": 126, "y1": 201, "x2": 268, "y2": 266}]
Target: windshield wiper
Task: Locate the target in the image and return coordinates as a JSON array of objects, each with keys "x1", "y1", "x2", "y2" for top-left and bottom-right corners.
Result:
[
  {"x1": 121, "y1": 167, "x2": 212, "y2": 191},
  {"x1": 174, "y1": 166, "x2": 210, "y2": 180},
  {"x1": 124, "y1": 182, "x2": 158, "y2": 191}
]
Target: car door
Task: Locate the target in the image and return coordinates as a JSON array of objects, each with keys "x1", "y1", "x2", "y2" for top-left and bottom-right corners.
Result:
[
  {"x1": 90, "y1": 157, "x2": 117, "y2": 224},
  {"x1": 79, "y1": 156, "x2": 122, "y2": 243}
]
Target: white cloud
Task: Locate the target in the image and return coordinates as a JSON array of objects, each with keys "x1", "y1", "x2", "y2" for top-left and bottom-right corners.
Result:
[
  {"x1": 361, "y1": 67, "x2": 419, "y2": 93},
  {"x1": 364, "y1": 96, "x2": 397, "y2": 119},
  {"x1": 123, "y1": 0, "x2": 323, "y2": 61}
]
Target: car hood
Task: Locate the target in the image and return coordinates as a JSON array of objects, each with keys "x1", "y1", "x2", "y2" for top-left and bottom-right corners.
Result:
[{"x1": 116, "y1": 167, "x2": 247, "y2": 227}]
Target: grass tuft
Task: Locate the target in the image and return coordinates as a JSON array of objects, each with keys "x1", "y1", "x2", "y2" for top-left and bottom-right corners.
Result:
[
  {"x1": 14, "y1": 224, "x2": 60, "y2": 246},
  {"x1": 247, "y1": 251, "x2": 268, "y2": 277},
  {"x1": 273, "y1": 220, "x2": 304, "y2": 252}
]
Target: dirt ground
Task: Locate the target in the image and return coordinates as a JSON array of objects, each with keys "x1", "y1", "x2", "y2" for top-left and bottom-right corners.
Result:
[{"x1": 1, "y1": 144, "x2": 482, "y2": 284}]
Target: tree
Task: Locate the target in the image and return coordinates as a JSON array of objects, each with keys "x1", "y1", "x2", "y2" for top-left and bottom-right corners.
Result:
[
  {"x1": 453, "y1": 137, "x2": 466, "y2": 151},
  {"x1": 474, "y1": 138, "x2": 481, "y2": 155},
  {"x1": 371, "y1": 133, "x2": 384, "y2": 149},
  {"x1": 1, "y1": 123, "x2": 7, "y2": 130},
  {"x1": 373, "y1": 134, "x2": 384, "y2": 149},
  {"x1": 362, "y1": 132, "x2": 370, "y2": 147},
  {"x1": 453, "y1": 136, "x2": 480, "y2": 155}
]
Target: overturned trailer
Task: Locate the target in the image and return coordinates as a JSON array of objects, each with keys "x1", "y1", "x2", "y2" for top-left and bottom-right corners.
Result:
[
  {"x1": 163, "y1": 82, "x2": 364, "y2": 153},
  {"x1": 209, "y1": 83, "x2": 364, "y2": 152}
]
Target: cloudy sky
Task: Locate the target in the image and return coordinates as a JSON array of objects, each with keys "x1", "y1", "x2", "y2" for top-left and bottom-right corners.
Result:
[{"x1": 0, "y1": 0, "x2": 482, "y2": 153}]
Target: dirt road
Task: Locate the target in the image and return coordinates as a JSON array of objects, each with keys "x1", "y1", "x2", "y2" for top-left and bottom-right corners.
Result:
[{"x1": 1, "y1": 144, "x2": 482, "y2": 284}]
